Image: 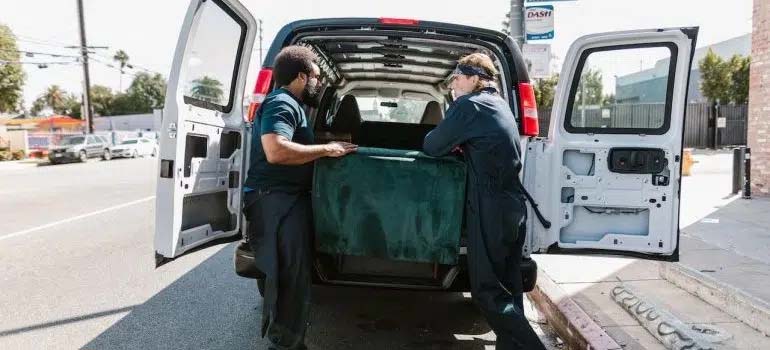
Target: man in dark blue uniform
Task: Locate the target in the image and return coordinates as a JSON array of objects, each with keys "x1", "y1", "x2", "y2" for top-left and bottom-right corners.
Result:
[
  {"x1": 243, "y1": 46, "x2": 357, "y2": 350},
  {"x1": 423, "y1": 53, "x2": 546, "y2": 350}
]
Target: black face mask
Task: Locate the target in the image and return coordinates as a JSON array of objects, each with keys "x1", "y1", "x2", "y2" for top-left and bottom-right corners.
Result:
[{"x1": 302, "y1": 77, "x2": 320, "y2": 108}]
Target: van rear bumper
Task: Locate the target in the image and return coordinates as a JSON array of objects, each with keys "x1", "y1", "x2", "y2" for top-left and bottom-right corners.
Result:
[{"x1": 234, "y1": 241, "x2": 537, "y2": 292}]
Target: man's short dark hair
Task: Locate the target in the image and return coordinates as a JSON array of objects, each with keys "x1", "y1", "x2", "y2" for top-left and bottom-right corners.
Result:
[{"x1": 273, "y1": 46, "x2": 317, "y2": 87}]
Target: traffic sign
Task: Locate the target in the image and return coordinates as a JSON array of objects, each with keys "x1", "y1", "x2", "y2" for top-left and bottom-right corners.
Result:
[{"x1": 525, "y1": 5, "x2": 555, "y2": 40}]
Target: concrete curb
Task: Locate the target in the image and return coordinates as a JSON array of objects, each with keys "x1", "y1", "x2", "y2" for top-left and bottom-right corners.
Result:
[
  {"x1": 528, "y1": 268, "x2": 622, "y2": 350},
  {"x1": 659, "y1": 262, "x2": 770, "y2": 336}
]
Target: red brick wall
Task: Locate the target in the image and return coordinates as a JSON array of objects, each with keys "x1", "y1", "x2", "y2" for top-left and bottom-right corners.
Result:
[{"x1": 749, "y1": 0, "x2": 770, "y2": 196}]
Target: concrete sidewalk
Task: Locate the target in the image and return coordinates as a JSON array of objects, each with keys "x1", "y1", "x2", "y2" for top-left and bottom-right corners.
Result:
[
  {"x1": 528, "y1": 151, "x2": 770, "y2": 349},
  {"x1": 663, "y1": 198, "x2": 770, "y2": 336}
]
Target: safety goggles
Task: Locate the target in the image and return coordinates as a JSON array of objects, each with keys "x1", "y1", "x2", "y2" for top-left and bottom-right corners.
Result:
[{"x1": 444, "y1": 64, "x2": 494, "y2": 85}]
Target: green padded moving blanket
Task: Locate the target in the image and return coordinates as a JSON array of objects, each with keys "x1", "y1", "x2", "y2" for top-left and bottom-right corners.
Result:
[{"x1": 313, "y1": 147, "x2": 467, "y2": 265}]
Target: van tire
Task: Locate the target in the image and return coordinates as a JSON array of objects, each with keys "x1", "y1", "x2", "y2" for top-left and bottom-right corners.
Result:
[{"x1": 79, "y1": 150, "x2": 87, "y2": 162}]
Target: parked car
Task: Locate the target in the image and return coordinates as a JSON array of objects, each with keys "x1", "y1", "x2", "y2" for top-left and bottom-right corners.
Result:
[
  {"x1": 154, "y1": 0, "x2": 698, "y2": 294},
  {"x1": 48, "y1": 134, "x2": 111, "y2": 164},
  {"x1": 108, "y1": 138, "x2": 158, "y2": 159}
]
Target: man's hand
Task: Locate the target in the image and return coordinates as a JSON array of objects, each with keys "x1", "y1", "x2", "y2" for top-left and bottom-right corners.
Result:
[{"x1": 324, "y1": 141, "x2": 358, "y2": 158}]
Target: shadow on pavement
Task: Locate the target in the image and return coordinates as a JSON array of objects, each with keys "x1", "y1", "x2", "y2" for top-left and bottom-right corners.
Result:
[
  {"x1": 83, "y1": 244, "x2": 494, "y2": 350},
  {"x1": 0, "y1": 306, "x2": 137, "y2": 338}
]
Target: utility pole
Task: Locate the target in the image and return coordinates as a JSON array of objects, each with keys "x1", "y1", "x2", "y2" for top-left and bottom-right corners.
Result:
[
  {"x1": 510, "y1": 0, "x2": 525, "y2": 49},
  {"x1": 76, "y1": 0, "x2": 93, "y2": 134},
  {"x1": 258, "y1": 19, "x2": 263, "y2": 66}
]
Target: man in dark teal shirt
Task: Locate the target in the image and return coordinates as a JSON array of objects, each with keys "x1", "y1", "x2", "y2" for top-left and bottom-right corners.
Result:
[
  {"x1": 244, "y1": 85, "x2": 316, "y2": 193},
  {"x1": 243, "y1": 46, "x2": 356, "y2": 350}
]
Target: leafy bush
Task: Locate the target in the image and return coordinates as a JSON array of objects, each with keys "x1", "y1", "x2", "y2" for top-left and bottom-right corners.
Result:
[{"x1": 11, "y1": 150, "x2": 25, "y2": 160}]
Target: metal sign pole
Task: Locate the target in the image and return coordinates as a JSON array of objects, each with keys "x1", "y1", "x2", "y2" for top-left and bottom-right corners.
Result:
[{"x1": 510, "y1": 0, "x2": 525, "y2": 48}]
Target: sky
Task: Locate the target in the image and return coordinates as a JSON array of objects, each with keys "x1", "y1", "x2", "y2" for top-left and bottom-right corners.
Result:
[{"x1": 0, "y1": 0, "x2": 754, "y2": 110}]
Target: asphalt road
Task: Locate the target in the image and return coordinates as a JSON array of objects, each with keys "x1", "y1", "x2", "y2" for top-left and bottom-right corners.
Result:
[{"x1": 0, "y1": 157, "x2": 559, "y2": 350}]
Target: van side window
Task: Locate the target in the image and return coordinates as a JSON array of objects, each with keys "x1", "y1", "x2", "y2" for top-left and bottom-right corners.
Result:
[
  {"x1": 179, "y1": 0, "x2": 246, "y2": 113},
  {"x1": 565, "y1": 44, "x2": 676, "y2": 135}
]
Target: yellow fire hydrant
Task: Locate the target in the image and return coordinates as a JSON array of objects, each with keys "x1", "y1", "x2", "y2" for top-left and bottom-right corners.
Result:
[{"x1": 682, "y1": 149, "x2": 695, "y2": 176}]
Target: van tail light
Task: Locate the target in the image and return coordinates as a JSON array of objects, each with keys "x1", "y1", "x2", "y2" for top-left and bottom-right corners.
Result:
[
  {"x1": 247, "y1": 68, "x2": 273, "y2": 122},
  {"x1": 518, "y1": 82, "x2": 540, "y2": 137},
  {"x1": 379, "y1": 17, "x2": 420, "y2": 26}
]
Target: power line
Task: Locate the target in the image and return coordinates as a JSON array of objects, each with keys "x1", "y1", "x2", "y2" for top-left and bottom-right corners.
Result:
[
  {"x1": 88, "y1": 55, "x2": 138, "y2": 78},
  {"x1": 88, "y1": 55, "x2": 116, "y2": 68},
  {"x1": 14, "y1": 37, "x2": 76, "y2": 49},
  {"x1": 15, "y1": 34, "x2": 75, "y2": 47},
  {"x1": 93, "y1": 52, "x2": 164, "y2": 76},
  {"x1": 0, "y1": 48, "x2": 82, "y2": 59},
  {"x1": 13, "y1": 34, "x2": 108, "y2": 51},
  {"x1": 0, "y1": 59, "x2": 79, "y2": 66}
]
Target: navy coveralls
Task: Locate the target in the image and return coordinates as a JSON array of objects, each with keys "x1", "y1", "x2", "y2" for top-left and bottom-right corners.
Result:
[{"x1": 423, "y1": 88, "x2": 546, "y2": 349}]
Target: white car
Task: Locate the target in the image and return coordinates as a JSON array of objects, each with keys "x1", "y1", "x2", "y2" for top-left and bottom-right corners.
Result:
[{"x1": 108, "y1": 138, "x2": 157, "y2": 159}]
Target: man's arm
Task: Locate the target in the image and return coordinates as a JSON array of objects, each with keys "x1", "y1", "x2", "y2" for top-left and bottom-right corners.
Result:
[
  {"x1": 262, "y1": 134, "x2": 356, "y2": 165},
  {"x1": 258, "y1": 99, "x2": 356, "y2": 165},
  {"x1": 422, "y1": 100, "x2": 473, "y2": 156}
]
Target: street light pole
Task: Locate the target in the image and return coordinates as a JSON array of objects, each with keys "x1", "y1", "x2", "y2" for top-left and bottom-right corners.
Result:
[
  {"x1": 76, "y1": 0, "x2": 93, "y2": 134},
  {"x1": 510, "y1": 0, "x2": 525, "y2": 48},
  {"x1": 258, "y1": 19, "x2": 263, "y2": 66}
]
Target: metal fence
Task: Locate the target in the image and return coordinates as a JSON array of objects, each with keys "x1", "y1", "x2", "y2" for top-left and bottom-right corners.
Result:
[
  {"x1": 717, "y1": 104, "x2": 748, "y2": 147},
  {"x1": 536, "y1": 102, "x2": 748, "y2": 149}
]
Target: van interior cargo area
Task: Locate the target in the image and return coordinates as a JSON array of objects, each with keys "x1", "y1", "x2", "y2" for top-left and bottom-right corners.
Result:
[{"x1": 294, "y1": 32, "x2": 509, "y2": 150}]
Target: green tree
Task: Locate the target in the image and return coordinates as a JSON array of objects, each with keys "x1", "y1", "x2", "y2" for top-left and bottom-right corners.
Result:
[
  {"x1": 130, "y1": 72, "x2": 166, "y2": 108},
  {"x1": 602, "y1": 93, "x2": 616, "y2": 106},
  {"x1": 30, "y1": 98, "x2": 46, "y2": 116},
  {"x1": 112, "y1": 50, "x2": 130, "y2": 91},
  {"x1": 111, "y1": 92, "x2": 140, "y2": 115},
  {"x1": 31, "y1": 85, "x2": 67, "y2": 115},
  {"x1": 0, "y1": 24, "x2": 26, "y2": 113},
  {"x1": 699, "y1": 49, "x2": 732, "y2": 104},
  {"x1": 190, "y1": 76, "x2": 224, "y2": 103},
  {"x1": 111, "y1": 72, "x2": 166, "y2": 115},
  {"x1": 90, "y1": 85, "x2": 114, "y2": 116},
  {"x1": 62, "y1": 93, "x2": 82, "y2": 118},
  {"x1": 534, "y1": 73, "x2": 559, "y2": 109},
  {"x1": 728, "y1": 55, "x2": 751, "y2": 104},
  {"x1": 576, "y1": 68, "x2": 603, "y2": 105},
  {"x1": 388, "y1": 99, "x2": 425, "y2": 123},
  {"x1": 501, "y1": 11, "x2": 511, "y2": 36}
]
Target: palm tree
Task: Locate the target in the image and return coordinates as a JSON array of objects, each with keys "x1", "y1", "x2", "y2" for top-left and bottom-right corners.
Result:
[
  {"x1": 44, "y1": 85, "x2": 67, "y2": 112},
  {"x1": 113, "y1": 50, "x2": 130, "y2": 91},
  {"x1": 31, "y1": 85, "x2": 68, "y2": 116},
  {"x1": 190, "y1": 76, "x2": 224, "y2": 103}
]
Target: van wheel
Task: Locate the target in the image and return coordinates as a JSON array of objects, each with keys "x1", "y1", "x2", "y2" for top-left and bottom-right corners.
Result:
[
  {"x1": 79, "y1": 150, "x2": 88, "y2": 162},
  {"x1": 257, "y1": 279, "x2": 265, "y2": 297},
  {"x1": 102, "y1": 149, "x2": 112, "y2": 161}
]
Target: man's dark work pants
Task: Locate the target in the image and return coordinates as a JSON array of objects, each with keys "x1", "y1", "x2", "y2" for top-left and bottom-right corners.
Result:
[
  {"x1": 243, "y1": 190, "x2": 312, "y2": 350},
  {"x1": 466, "y1": 185, "x2": 547, "y2": 350}
]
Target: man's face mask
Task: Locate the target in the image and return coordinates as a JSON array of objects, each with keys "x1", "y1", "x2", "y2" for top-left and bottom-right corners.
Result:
[{"x1": 301, "y1": 74, "x2": 320, "y2": 107}]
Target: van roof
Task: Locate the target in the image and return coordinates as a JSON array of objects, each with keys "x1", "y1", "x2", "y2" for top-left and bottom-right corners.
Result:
[{"x1": 263, "y1": 18, "x2": 529, "y2": 86}]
